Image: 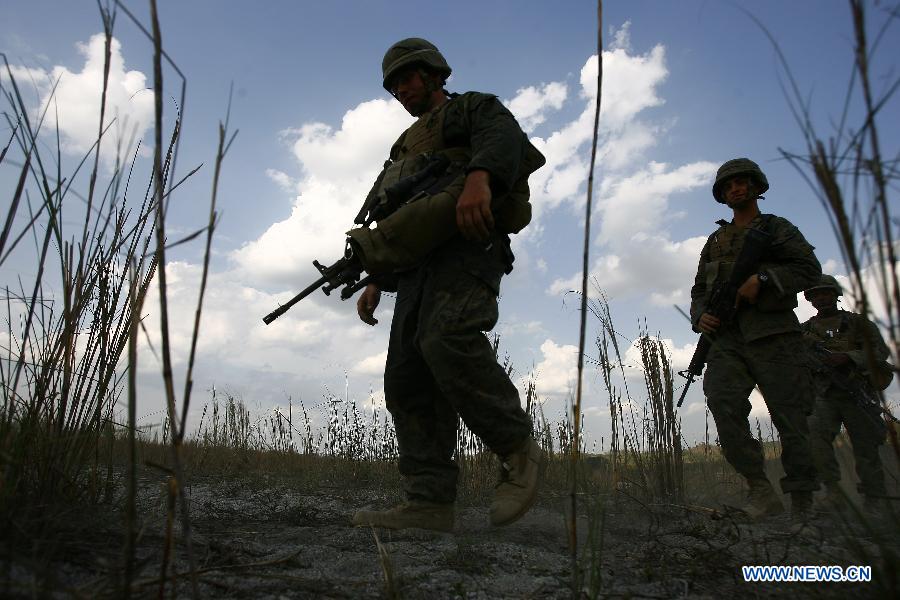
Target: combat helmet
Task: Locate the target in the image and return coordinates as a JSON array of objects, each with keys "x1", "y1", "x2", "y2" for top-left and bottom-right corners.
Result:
[
  {"x1": 712, "y1": 158, "x2": 770, "y2": 203},
  {"x1": 805, "y1": 275, "x2": 843, "y2": 297},
  {"x1": 382, "y1": 38, "x2": 451, "y2": 92}
]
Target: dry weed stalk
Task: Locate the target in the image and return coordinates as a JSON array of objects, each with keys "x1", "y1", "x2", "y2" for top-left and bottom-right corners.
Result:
[
  {"x1": 0, "y1": 2, "x2": 234, "y2": 595},
  {"x1": 0, "y1": 4, "x2": 159, "y2": 543},
  {"x1": 590, "y1": 294, "x2": 685, "y2": 505},
  {"x1": 372, "y1": 527, "x2": 402, "y2": 599},
  {"x1": 570, "y1": 3, "x2": 604, "y2": 590}
]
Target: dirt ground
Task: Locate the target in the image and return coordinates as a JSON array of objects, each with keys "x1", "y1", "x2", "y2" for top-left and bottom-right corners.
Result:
[{"x1": 5, "y1": 465, "x2": 898, "y2": 599}]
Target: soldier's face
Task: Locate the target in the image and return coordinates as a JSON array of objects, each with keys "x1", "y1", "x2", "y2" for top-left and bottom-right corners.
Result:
[
  {"x1": 722, "y1": 176, "x2": 754, "y2": 207},
  {"x1": 805, "y1": 288, "x2": 838, "y2": 311},
  {"x1": 391, "y1": 67, "x2": 433, "y2": 116}
]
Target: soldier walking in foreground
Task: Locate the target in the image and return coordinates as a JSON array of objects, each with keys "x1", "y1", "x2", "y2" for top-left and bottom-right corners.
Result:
[
  {"x1": 802, "y1": 275, "x2": 894, "y2": 513},
  {"x1": 690, "y1": 158, "x2": 822, "y2": 519},
  {"x1": 350, "y1": 38, "x2": 546, "y2": 532}
]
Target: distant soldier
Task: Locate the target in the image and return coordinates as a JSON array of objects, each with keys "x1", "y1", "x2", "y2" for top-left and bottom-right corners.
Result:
[
  {"x1": 690, "y1": 158, "x2": 822, "y2": 519},
  {"x1": 802, "y1": 275, "x2": 894, "y2": 512},
  {"x1": 350, "y1": 38, "x2": 546, "y2": 532}
]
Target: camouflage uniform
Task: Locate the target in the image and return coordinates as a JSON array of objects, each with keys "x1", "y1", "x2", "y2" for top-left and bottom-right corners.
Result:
[
  {"x1": 367, "y1": 91, "x2": 542, "y2": 504},
  {"x1": 690, "y1": 213, "x2": 822, "y2": 494},
  {"x1": 803, "y1": 309, "x2": 890, "y2": 497}
]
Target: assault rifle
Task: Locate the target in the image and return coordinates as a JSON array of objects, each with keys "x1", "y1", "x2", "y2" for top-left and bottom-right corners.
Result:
[
  {"x1": 262, "y1": 242, "x2": 368, "y2": 325},
  {"x1": 677, "y1": 226, "x2": 772, "y2": 407},
  {"x1": 809, "y1": 343, "x2": 899, "y2": 425},
  {"x1": 263, "y1": 153, "x2": 454, "y2": 325}
]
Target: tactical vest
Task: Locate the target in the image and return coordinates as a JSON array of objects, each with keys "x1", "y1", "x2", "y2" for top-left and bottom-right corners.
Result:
[
  {"x1": 703, "y1": 215, "x2": 765, "y2": 291},
  {"x1": 702, "y1": 214, "x2": 797, "y2": 312},
  {"x1": 366, "y1": 95, "x2": 539, "y2": 233},
  {"x1": 347, "y1": 94, "x2": 543, "y2": 274},
  {"x1": 803, "y1": 311, "x2": 894, "y2": 390},
  {"x1": 804, "y1": 312, "x2": 854, "y2": 352},
  {"x1": 365, "y1": 99, "x2": 472, "y2": 216}
]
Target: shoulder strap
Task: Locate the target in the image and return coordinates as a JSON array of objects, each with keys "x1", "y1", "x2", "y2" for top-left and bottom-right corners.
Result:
[
  {"x1": 801, "y1": 318, "x2": 813, "y2": 333},
  {"x1": 838, "y1": 311, "x2": 851, "y2": 334},
  {"x1": 757, "y1": 213, "x2": 775, "y2": 234}
]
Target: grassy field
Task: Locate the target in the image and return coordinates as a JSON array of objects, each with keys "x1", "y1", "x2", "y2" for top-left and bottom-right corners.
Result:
[{"x1": 2, "y1": 401, "x2": 899, "y2": 597}]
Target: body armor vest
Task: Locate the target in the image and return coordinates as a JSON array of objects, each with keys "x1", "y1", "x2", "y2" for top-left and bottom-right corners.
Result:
[
  {"x1": 803, "y1": 310, "x2": 894, "y2": 391},
  {"x1": 348, "y1": 94, "x2": 541, "y2": 274},
  {"x1": 359, "y1": 100, "x2": 471, "y2": 228},
  {"x1": 360, "y1": 94, "x2": 538, "y2": 235},
  {"x1": 703, "y1": 215, "x2": 769, "y2": 294},
  {"x1": 804, "y1": 312, "x2": 854, "y2": 353}
]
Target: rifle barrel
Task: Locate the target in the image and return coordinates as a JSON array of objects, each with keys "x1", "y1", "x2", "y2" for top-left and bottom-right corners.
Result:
[{"x1": 262, "y1": 274, "x2": 328, "y2": 325}]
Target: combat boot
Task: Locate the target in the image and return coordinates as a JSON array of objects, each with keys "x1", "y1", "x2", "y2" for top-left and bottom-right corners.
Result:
[
  {"x1": 742, "y1": 478, "x2": 785, "y2": 519},
  {"x1": 490, "y1": 437, "x2": 544, "y2": 527},
  {"x1": 791, "y1": 491, "x2": 814, "y2": 521},
  {"x1": 352, "y1": 500, "x2": 454, "y2": 533}
]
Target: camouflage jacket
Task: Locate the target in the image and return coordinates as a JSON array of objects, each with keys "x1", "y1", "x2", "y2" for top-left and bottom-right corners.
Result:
[
  {"x1": 690, "y1": 213, "x2": 821, "y2": 342},
  {"x1": 350, "y1": 91, "x2": 544, "y2": 284},
  {"x1": 387, "y1": 91, "x2": 537, "y2": 197}
]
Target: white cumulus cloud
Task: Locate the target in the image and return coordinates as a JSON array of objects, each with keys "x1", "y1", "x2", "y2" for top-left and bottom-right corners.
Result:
[
  {"x1": 504, "y1": 81, "x2": 567, "y2": 133},
  {"x1": 530, "y1": 339, "x2": 579, "y2": 397},
  {"x1": 10, "y1": 33, "x2": 154, "y2": 163},
  {"x1": 524, "y1": 23, "x2": 671, "y2": 234},
  {"x1": 231, "y1": 99, "x2": 412, "y2": 287}
]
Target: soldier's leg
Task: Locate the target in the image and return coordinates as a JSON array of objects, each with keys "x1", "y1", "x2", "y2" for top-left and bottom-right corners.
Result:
[
  {"x1": 384, "y1": 273, "x2": 459, "y2": 504},
  {"x1": 417, "y1": 240, "x2": 541, "y2": 526},
  {"x1": 751, "y1": 333, "x2": 818, "y2": 494},
  {"x1": 416, "y1": 239, "x2": 532, "y2": 456},
  {"x1": 807, "y1": 398, "x2": 844, "y2": 488},
  {"x1": 842, "y1": 403, "x2": 887, "y2": 497},
  {"x1": 703, "y1": 333, "x2": 766, "y2": 481}
]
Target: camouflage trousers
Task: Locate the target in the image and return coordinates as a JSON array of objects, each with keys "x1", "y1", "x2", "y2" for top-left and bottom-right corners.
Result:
[
  {"x1": 809, "y1": 391, "x2": 886, "y2": 496},
  {"x1": 383, "y1": 234, "x2": 533, "y2": 504},
  {"x1": 703, "y1": 329, "x2": 819, "y2": 493}
]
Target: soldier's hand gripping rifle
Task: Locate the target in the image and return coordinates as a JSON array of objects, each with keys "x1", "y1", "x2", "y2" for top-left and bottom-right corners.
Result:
[
  {"x1": 262, "y1": 153, "x2": 456, "y2": 325},
  {"x1": 676, "y1": 226, "x2": 772, "y2": 407}
]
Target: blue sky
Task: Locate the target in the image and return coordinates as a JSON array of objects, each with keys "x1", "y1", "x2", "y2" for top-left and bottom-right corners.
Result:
[{"x1": 2, "y1": 0, "x2": 898, "y2": 445}]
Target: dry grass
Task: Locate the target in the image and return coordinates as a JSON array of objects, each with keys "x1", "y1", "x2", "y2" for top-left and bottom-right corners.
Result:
[{"x1": 0, "y1": 7, "x2": 159, "y2": 542}]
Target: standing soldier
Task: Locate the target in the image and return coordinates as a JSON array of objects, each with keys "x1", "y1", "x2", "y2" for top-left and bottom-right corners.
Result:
[
  {"x1": 690, "y1": 158, "x2": 822, "y2": 519},
  {"x1": 802, "y1": 275, "x2": 894, "y2": 513},
  {"x1": 350, "y1": 38, "x2": 546, "y2": 532}
]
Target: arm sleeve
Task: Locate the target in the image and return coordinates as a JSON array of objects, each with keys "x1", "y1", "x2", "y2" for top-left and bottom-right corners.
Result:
[
  {"x1": 846, "y1": 316, "x2": 891, "y2": 369},
  {"x1": 689, "y1": 239, "x2": 712, "y2": 332},
  {"x1": 464, "y1": 93, "x2": 526, "y2": 196},
  {"x1": 371, "y1": 273, "x2": 399, "y2": 293},
  {"x1": 763, "y1": 218, "x2": 822, "y2": 296}
]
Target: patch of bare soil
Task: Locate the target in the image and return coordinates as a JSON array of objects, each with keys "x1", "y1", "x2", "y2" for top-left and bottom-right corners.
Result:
[{"x1": 4, "y1": 471, "x2": 898, "y2": 598}]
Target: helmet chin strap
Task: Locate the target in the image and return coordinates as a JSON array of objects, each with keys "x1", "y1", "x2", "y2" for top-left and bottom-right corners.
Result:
[{"x1": 419, "y1": 68, "x2": 444, "y2": 94}]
